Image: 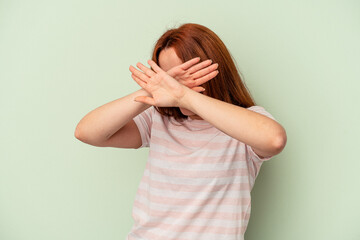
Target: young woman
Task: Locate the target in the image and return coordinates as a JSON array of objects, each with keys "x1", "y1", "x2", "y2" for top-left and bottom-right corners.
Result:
[{"x1": 75, "y1": 23, "x2": 287, "y2": 240}]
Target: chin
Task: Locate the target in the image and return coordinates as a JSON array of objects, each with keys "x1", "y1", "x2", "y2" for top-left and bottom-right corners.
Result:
[
  {"x1": 179, "y1": 107, "x2": 203, "y2": 120},
  {"x1": 179, "y1": 107, "x2": 195, "y2": 116}
]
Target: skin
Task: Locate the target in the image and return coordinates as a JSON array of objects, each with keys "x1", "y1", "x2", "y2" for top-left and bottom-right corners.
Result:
[
  {"x1": 75, "y1": 47, "x2": 287, "y2": 158},
  {"x1": 129, "y1": 47, "x2": 287, "y2": 158},
  {"x1": 158, "y1": 48, "x2": 207, "y2": 119},
  {"x1": 74, "y1": 50, "x2": 219, "y2": 149}
]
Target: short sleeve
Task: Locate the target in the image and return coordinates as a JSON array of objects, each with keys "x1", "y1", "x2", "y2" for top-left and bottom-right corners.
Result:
[
  {"x1": 246, "y1": 105, "x2": 277, "y2": 162},
  {"x1": 133, "y1": 106, "x2": 154, "y2": 148}
]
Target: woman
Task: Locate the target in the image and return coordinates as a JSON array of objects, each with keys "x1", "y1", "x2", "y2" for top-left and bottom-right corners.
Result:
[{"x1": 75, "y1": 23, "x2": 287, "y2": 240}]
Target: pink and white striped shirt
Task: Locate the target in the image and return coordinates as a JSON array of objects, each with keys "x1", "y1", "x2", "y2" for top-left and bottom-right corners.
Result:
[{"x1": 127, "y1": 105, "x2": 276, "y2": 240}]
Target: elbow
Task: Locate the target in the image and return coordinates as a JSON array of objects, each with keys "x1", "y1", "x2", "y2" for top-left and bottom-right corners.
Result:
[
  {"x1": 74, "y1": 124, "x2": 84, "y2": 141},
  {"x1": 272, "y1": 127, "x2": 287, "y2": 155},
  {"x1": 74, "y1": 124, "x2": 108, "y2": 146},
  {"x1": 74, "y1": 125, "x2": 91, "y2": 144}
]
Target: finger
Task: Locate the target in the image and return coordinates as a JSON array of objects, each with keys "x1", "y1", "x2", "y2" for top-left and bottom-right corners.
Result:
[
  {"x1": 192, "y1": 63, "x2": 219, "y2": 79},
  {"x1": 193, "y1": 70, "x2": 219, "y2": 86},
  {"x1": 188, "y1": 59, "x2": 213, "y2": 74},
  {"x1": 179, "y1": 57, "x2": 201, "y2": 70},
  {"x1": 136, "y1": 62, "x2": 155, "y2": 77},
  {"x1": 191, "y1": 86, "x2": 206, "y2": 93},
  {"x1": 167, "y1": 67, "x2": 181, "y2": 78},
  {"x1": 134, "y1": 96, "x2": 156, "y2": 106},
  {"x1": 147, "y1": 60, "x2": 163, "y2": 73},
  {"x1": 131, "y1": 73, "x2": 147, "y2": 89},
  {"x1": 129, "y1": 65, "x2": 150, "y2": 83}
]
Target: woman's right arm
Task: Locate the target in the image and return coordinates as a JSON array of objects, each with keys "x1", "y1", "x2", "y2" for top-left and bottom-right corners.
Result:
[{"x1": 74, "y1": 88, "x2": 151, "y2": 149}]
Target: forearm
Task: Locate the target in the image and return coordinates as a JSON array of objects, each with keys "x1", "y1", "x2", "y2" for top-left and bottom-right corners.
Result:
[
  {"x1": 75, "y1": 88, "x2": 151, "y2": 142},
  {"x1": 180, "y1": 89, "x2": 286, "y2": 153}
]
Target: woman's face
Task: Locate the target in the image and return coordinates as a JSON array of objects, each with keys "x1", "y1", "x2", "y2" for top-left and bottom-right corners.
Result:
[{"x1": 158, "y1": 47, "x2": 203, "y2": 120}]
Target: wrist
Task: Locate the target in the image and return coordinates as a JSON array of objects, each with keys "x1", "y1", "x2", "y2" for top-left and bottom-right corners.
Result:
[
  {"x1": 178, "y1": 87, "x2": 195, "y2": 110},
  {"x1": 136, "y1": 88, "x2": 151, "y2": 97}
]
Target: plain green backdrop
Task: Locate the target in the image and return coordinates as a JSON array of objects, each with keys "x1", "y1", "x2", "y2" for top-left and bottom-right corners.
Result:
[{"x1": 1, "y1": 0, "x2": 359, "y2": 239}]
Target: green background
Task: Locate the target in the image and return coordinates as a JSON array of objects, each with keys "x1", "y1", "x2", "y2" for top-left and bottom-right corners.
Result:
[{"x1": 1, "y1": 0, "x2": 359, "y2": 239}]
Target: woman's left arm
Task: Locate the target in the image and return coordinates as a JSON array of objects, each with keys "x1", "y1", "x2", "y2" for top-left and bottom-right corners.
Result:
[
  {"x1": 129, "y1": 59, "x2": 287, "y2": 158},
  {"x1": 179, "y1": 89, "x2": 287, "y2": 158}
]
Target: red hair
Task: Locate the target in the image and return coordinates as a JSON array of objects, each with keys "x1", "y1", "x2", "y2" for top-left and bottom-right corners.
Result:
[{"x1": 151, "y1": 23, "x2": 256, "y2": 120}]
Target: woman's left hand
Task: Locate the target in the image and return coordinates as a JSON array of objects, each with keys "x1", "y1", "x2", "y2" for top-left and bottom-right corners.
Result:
[{"x1": 129, "y1": 60, "x2": 190, "y2": 107}]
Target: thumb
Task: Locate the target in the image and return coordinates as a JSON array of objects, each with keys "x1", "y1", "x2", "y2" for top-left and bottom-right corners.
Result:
[
  {"x1": 167, "y1": 68, "x2": 174, "y2": 77},
  {"x1": 134, "y1": 96, "x2": 156, "y2": 105}
]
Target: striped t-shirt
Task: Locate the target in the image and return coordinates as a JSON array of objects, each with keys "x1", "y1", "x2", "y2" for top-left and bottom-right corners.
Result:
[{"x1": 126, "y1": 105, "x2": 276, "y2": 240}]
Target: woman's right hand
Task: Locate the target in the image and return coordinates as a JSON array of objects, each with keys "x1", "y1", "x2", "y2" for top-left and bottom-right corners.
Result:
[{"x1": 166, "y1": 57, "x2": 219, "y2": 92}]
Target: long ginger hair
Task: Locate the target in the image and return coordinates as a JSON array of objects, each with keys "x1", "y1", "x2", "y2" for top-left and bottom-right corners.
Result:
[{"x1": 151, "y1": 23, "x2": 256, "y2": 120}]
